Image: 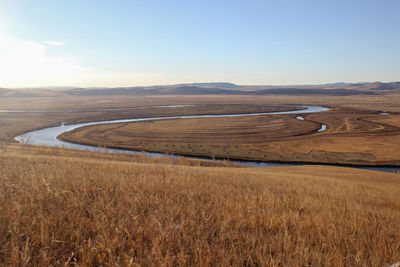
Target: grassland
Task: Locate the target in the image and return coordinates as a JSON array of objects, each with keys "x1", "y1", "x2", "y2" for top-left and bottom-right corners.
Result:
[
  {"x1": 2, "y1": 93, "x2": 400, "y2": 140},
  {"x1": 1, "y1": 90, "x2": 400, "y2": 265},
  {"x1": 2, "y1": 92, "x2": 400, "y2": 166},
  {"x1": 59, "y1": 107, "x2": 400, "y2": 166},
  {"x1": 0, "y1": 146, "x2": 399, "y2": 266},
  {"x1": 0, "y1": 101, "x2": 301, "y2": 141}
]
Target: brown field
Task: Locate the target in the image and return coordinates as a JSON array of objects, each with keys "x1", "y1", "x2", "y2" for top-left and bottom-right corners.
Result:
[
  {"x1": 1, "y1": 92, "x2": 400, "y2": 166},
  {"x1": 0, "y1": 100, "x2": 301, "y2": 141},
  {"x1": 60, "y1": 106, "x2": 400, "y2": 166},
  {"x1": 0, "y1": 146, "x2": 399, "y2": 266},
  {"x1": 1, "y1": 93, "x2": 400, "y2": 140}
]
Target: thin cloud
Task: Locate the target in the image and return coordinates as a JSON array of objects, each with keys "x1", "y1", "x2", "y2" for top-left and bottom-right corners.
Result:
[{"x1": 44, "y1": 40, "x2": 64, "y2": 46}]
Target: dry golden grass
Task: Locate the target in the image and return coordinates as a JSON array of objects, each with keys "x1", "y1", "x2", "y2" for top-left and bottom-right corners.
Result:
[
  {"x1": 1, "y1": 143, "x2": 238, "y2": 168},
  {"x1": 0, "y1": 148, "x2": 399, "y2": 266}
]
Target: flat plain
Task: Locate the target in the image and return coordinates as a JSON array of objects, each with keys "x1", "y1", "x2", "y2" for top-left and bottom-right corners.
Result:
[
  {"x1": 2, "y1": 91, "x2": 400, "y2": 166},
  {"x1": 59, "y1": 107, "x2": 400, "y2": 166},
  {"x1": 1, "y1": 86, "x2": 400, "y2": 265}
]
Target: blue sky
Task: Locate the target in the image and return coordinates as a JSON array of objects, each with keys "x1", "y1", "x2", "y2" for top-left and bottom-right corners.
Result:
[{"x1": 0, "y1": 0, "x2": 399, "y2": 87}]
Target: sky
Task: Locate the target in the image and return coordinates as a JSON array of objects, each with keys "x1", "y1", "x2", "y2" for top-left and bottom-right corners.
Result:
[{"x1": 0, "y1": 0, "x2": 399, "y2": 88}]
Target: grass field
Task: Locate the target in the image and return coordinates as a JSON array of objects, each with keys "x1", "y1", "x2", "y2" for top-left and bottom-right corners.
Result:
[
  {"x1": 2, "y1": 93, "x2": 400, "y2": 141},
  {"x1": 1, "y1": 93, "x2": 399, "y2": 166},
  {"x1": 59, "y1": 107, "x2": 400, "y2": 166},
  {"x1": 0, "y1": 146, "x2": 399, "y2": 266},
  {"x1": 0, "y1": 101, "x2": 301, "y2": 141},
  {"x1": 1, "y1": 92, "x2": 400, "y2": 265}
]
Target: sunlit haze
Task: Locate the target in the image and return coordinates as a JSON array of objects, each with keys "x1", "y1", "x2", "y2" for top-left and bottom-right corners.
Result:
[{"x1": 0, "y1": 0, "x2": 399, "y2": 88}]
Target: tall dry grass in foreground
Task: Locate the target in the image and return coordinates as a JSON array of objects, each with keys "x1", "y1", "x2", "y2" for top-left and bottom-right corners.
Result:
[{"x1": 0, "y1": 151, "x2": 399, "y2": 266}]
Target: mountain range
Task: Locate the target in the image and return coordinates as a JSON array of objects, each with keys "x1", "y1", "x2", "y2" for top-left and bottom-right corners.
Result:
[{"x1": 1, "y1": 82, "x2": 400, "y2": 98}]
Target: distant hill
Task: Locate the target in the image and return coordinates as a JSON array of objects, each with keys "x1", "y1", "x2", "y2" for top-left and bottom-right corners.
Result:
[
  {"x1": 159, "y1": 85, "x2": 233, "y2": 94},
  {"x1": 2, "y1": 81, "x2": 400, "y2": 97},
  {"x1": 177, "y1": 82, "x2": 240, "y2": 89},
  {"x1": 371, "y1": 82, "x2": 400, "y2": 90},
  {"x1": 0, "y1": 88, "x2": 65, "y2": 98},
  {"x1": 64, "y1": 81, "x2": 400, "y2": 96}
]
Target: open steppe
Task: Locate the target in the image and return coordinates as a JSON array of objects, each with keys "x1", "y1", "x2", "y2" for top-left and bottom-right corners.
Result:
[
  {"x1": 2, "y1": 89, "x2": 400, "y2": 166},
  {"x1": 0, "y1": 146, "x2": 399, "y2": 266},
  {"x1": 1, "y1": 92, "x2": 400, "y2": 137},
  {"x1": 1, "y1": 86, "x2": 400, "y2": 265},
  {"x1": 0, "y1": 96, "x2": 303, "y2": 141}
]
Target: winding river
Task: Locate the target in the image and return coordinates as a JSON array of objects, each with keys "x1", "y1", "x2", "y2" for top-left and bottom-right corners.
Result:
[{"x1": 13, "y1": 105, "x2": 399, "y2": 173}]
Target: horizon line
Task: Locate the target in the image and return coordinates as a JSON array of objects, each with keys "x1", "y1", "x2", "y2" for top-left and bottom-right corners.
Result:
[{"x1": 2, "y1": 80, "x2": 399, "y2": 90}]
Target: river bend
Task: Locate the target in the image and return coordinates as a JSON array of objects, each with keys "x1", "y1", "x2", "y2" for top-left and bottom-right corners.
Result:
[{"x1": 13, "y1": 104, "x2": 399, "y2": 172}]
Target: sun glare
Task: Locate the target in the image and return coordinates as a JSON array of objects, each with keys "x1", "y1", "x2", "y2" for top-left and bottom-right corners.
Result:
[{"x1": 0, "y1": 31, "x2": 89, "y2": 88}]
